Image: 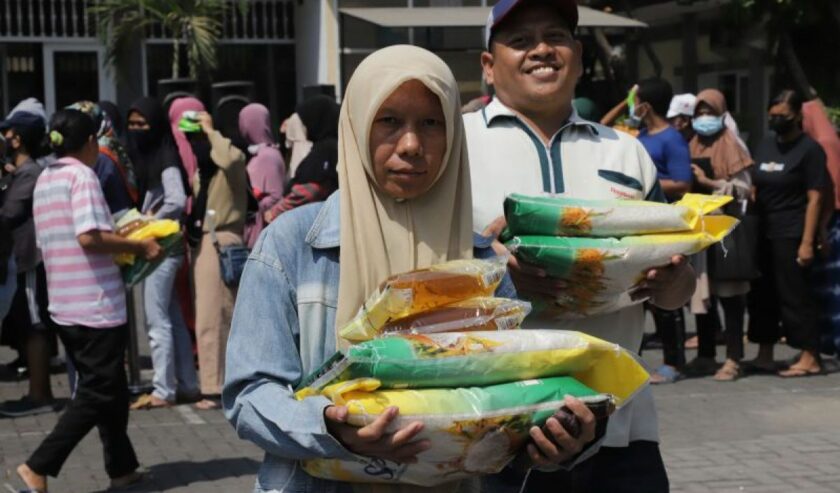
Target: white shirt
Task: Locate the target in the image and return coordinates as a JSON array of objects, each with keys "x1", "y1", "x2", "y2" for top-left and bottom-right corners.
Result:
[{"x1": 464, "y1": 97, "x2": 662, "y2": 448}]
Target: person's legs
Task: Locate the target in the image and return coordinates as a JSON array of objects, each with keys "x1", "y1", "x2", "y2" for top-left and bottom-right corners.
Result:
[
  {"x1": 26, "y1": 266, "x2": 53, "y2": 403},
  {"x1": 721, "y1": 295, "x2": 746, "y2": 362},
  {"x1": 696, "y1": 296, "x2": 719, "y2": 360},
  {"x1": 170, "y1": 289, "x2": 199, "y2": 397},
  {"x1": 747, "y1": 239, "x2": 780, "y2": 369},
  {"x1": 144, "y1": 255, "x2": 183, "y2": 403},
  {"x1": 0, "y1": 256, "x2": 15, "y2": 320},
  {"x1": 653, "y1": 307, "x2": 685, "y2": 368}
]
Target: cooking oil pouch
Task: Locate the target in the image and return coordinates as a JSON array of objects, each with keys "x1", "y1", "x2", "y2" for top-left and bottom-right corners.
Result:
[
  {"x1": 506, "y1": 215, "x2": 738, "y2": 318},
  {"x1": 300, "y1": 376, "x2": 609, "y2": 486},
  {"x1": 380, "y1": 297, "x2": 530, "y2": 336},
  {"x1": 297, "y1": 329, "x2": 649, "y2": 406},
  {"x1": 339, "y1": 257, "x2": 508, "y2": 343},
  {"x1": 504, "y1": 193, "x2": 732, "y2": 237},
  {"x1": 121, "y1": 232, "x2": 184, "y2": 287},
  {"x1": 113, "y1": 219, "x2": 181, "y2": 266}
]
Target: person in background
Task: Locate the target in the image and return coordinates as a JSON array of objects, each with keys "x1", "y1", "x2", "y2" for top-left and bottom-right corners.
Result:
[
  {"x1": 686, "y1": 89, "x2": 754, "y2": 381},
  {"x1": 667, "y1": 93, "x2": 697, "y2": 143},
  {"x1": 68, "y1": 101, "x2": 137, "y2": 212},
  {"x1": 750, "y1": 90, "x2": 829, "y2": 377},
  {"x1": 802, "y1": 98, "x2": 840, "y2": 357},
  {"x1": 466, "y1": 1, "x2": 695, "y2": 490},
  {"x1": 238, "y1": 103, "x2": 286, "y2": 248},
  {"x1": 280, "y1": 112, "x2": 311, "y2": 179},
  {"x1": 16, "y1": 109, "x2": 161, "y2": 493},
  {"x1": 98, "y1": 100, "x2": 125, "y2": 140},
  {"x1": 223, "y1": 45, "x2": 594, "y2": 492},
  {"x1": 0, "y1": 111, "x2": 57, "y2": 417},
  {"x1": 124, "y1": 97, "x2": 199, "y2": 410},
  {"x1": 264, "y1": 96, "x2": 340, "y2": 223},
  {"x1": 629, "y1": 78, "x2": 693, "y2": 385},
  {"x1": 0, "y1": 218, "x2": 14, "y2": 321},
  {"x1": 169, "y1": 97, "x2": 247, "y2": 410}
]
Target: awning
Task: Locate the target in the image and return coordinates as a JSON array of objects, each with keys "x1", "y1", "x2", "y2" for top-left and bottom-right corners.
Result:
[{"x1": 339, "y1": 6, "x2": 647, "y2": 29}]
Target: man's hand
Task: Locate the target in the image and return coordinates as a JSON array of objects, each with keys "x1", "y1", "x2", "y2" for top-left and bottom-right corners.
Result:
[
  {"x1": 509, "y1": 255, "x2": 568, "y2": 299},
  {"x1": 196, "y1": 111, "x2": 215, "y2": 135},
  {"x1": 520, "y1": 396, "x2": 596, "y2": 468},
  {"x1": 797, "y1": 241, "x2": 815, "y2": 267},
  {"x1": 630, "y1": 255, "x2": 695, "y2": 310},
  {"x1": 138, "y1": 238, "x2": 163, "y2": 262},
  {"x1": 324, "y1": 406, "x2": 430, "y2": 464}
]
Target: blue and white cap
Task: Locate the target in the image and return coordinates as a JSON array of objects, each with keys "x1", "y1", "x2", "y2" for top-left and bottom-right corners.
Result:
[{"x1": 485, "y1": 0, "x2": 580, "y2": 49}]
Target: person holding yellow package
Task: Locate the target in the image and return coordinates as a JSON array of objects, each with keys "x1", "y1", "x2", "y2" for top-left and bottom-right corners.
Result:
[{"x1": 222, "y1": 45, "x2": 596, "y2": 492}]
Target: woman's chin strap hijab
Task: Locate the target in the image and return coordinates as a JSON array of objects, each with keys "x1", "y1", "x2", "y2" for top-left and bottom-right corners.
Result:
[{"x1": 335, "y1": 45, "x2": 474, "y2": 348}]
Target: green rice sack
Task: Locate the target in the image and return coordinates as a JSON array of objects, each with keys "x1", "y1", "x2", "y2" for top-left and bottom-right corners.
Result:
[
  {"x1": 297, "y1": 329, "x2": 649, "y2": 406},
  {"x1": 300, "y1": 376, "x2": 608, "y2": 486},
  {"x1": 504, "y1": 193, "x2": 732, "y2": 237},
  {"x1": 506, "y1": 215, "x2": 738, "y2": 318}
]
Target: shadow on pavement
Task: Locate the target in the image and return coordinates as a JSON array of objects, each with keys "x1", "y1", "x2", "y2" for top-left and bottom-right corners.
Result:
[{"x1": 90, "y1": 457, "x2": 260, "y2": 492}]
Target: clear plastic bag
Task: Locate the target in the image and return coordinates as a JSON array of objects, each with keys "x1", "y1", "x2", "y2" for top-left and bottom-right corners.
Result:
[
  {"x1": 380, "y1": 297, "x2": 530, "y2": 336},
  {"x1": 339, "y1": 257, "x2": 508, "y2": 343},
  {"x1": 505, "y1": 192, "x2": 733, "y2": 237}
]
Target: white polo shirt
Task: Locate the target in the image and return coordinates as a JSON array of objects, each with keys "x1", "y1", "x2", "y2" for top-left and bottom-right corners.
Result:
[{"x1": 464, "y1": 97, "x2": 662, "y2": 448}]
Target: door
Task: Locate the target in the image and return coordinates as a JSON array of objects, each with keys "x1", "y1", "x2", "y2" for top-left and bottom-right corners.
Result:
[{"x1": 42, "y1": 44, "x2": 116, "y2": 115}]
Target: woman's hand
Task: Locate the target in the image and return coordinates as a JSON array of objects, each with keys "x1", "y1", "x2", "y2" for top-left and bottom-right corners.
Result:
[
  {"x1": 519, "y1": 396, "x2": 597, "y2": 468},
  {"x1": 324, "y1": 406, "x2": 430, "y2": 464},
  {"x1": 197, "y1": 112, "x2": 215, "y2": 134},
  {"x1": 691, "y1": 164, "x2": 714, "y2": 189},
  {"x1": 797, "y1": 241, "x2": 815, "y2": 267},
  {"x1": 631, "y1": 255, "x2": 696, "y2": 310}
]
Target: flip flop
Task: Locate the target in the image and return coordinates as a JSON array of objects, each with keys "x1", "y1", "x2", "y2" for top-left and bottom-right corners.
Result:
[
  {"x1": 778, "y1": 366, "x2": 823, "y2": 378},
  {"x1": 130, "y1": 393, "x2": 172, "y2": 410},
  {"x1": 650, "y1": 365, "x2": 683, "y2": 384}
]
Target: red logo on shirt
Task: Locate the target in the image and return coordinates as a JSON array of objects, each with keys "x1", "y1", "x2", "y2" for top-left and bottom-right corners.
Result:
[{"x1": 610, "y1": 187, "x2": 636, "y2": 199}]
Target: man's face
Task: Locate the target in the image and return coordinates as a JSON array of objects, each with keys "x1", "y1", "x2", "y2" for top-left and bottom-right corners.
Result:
[{"x1": 481, "y1": 4, "x2": 582, "y2": 116}]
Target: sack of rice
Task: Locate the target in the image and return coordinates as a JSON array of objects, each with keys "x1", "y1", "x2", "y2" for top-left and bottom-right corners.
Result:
[
  {"x1": 301, "y1": 376, "x2": 610, "y2": 486},
  {"x1": 297, "y1": 329, "x2": 649, "y2": 406},
  {"x1": 504, "y1": 193, "x2": 732, "y2": 238},
  {"x1": 339, "y1": 257, "x2": 508, "y2": 343},
  {"x1": 506, "y1": 215, "x2": 738, "y2": 318}
]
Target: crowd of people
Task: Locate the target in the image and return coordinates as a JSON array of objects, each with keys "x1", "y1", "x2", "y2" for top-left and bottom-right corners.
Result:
[{"x1": 1, "y1": 0, "x2": 839, "y2": 491}]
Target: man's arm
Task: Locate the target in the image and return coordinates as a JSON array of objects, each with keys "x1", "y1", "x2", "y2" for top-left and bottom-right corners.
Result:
[
  {"x1": 77, "y1": 231, "x2": 162, "y2": 261},
  {"x1": 659, "y1": 179, "x2": 691, "y2": 201}
]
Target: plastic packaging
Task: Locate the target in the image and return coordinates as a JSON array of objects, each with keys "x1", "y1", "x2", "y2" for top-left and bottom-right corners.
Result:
[
  {"x1": 113, "y1": 209, "x2": 184, "y2": 287},
  {"x1": 297, "y1": 329, "x2": 649, "y2": 406},
  {"x1": 301, "y1": 376, "x2": 609, "y2": 486},
  {"x1": 380, "y1": 297, "x2": 530, "y2": 336},
  {"x1": 339, "y1": 257, "x2": 508, "y2": 343},
  {"x1": 506, "y1": 215, "x2": 738, "y2": 317},
  {"x1": 504, "y1": 193, "x2": 733, "y2": 238}
]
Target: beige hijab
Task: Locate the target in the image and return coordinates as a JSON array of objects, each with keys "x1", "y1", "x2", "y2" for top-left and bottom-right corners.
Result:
[
  {"x1": 689, "y1": 89, "x2": 753, "y2": 179},
  {"x1": 336, "y1": 45, "x2": 474, "y2": 347},
  {"x1": 282, "y1": 112, "x2": 313, "y2": 179}
]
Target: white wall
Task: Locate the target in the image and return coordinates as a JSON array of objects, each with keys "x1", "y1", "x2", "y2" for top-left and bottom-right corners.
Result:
[{"x1": 295, "y1": 0, "x2": 341, "y2": 98}]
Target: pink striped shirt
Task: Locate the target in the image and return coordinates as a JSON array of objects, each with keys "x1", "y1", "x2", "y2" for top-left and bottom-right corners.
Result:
[{"x1": 33, "y1": 157, "x2": 126, "y2": 328}]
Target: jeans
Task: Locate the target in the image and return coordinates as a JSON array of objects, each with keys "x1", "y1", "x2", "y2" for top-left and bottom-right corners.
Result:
[
  {"x1": 144, "y1": 255, "x2": 198, "y2": 402},
  {"x1": 27, "y1": 324, "x2": 138, "y2": 478},
  {"x1": 0, "y1": 256, "x2": 16, "y2": 320}
]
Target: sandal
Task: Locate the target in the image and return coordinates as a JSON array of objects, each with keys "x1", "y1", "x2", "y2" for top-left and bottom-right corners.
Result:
[
  {"x1": 713, "y1": 360, "x2": 741, "y2": 382},
  {"x1": 110, "y1": 470, "x2": 146, "y2": 489},
  {"x1": 194, "y1": 397, "x2": 221, "y2": 410},
  {"x1": 130, "y1": 393, "x2": 172, "y2": 410},
  {"x1": 778, "y1": 365, "x2": 823, "y2": 378},
  {"x1": 650, "y1": 365, "x2": 683, "y2": 384},
  {"x1": 683, "y1": 357, "x2": 719, "y2": 377}
]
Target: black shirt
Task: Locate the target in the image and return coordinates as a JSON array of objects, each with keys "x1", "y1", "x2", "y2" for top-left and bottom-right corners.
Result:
[{"x1": 753, "y1": 133, "x2": 829, "y2": 239}]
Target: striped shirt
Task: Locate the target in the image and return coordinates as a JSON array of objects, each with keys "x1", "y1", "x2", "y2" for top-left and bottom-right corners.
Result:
[{"x1": 33, "y1": 157, "x2": 126, "y2": 328}]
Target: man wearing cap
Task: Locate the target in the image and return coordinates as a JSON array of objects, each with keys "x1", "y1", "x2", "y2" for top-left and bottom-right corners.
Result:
[
  {"x1": 465, "y1": 1, "x2": 695, "y2": 491},
  {"x1": 0, "y1": 110, "x2": 57, "y2": 418},
  {"x1": 668, "y1": 93, "x2": 698, "y2": 142}
]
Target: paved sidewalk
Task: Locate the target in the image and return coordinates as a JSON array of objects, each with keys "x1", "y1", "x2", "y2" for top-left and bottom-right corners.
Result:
[{"x1": 1, "y1": 342, "x2": 839, "y2": 492}]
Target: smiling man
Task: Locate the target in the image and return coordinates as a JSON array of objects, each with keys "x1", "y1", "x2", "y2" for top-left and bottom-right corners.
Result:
[{"x1": 464, "y1": 1, "x2": 695, "y2": 492}]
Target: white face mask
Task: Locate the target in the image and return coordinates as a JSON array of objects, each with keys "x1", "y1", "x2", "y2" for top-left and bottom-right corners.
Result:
[{"x1": 692, "y1": 115, "x2": 724, "y2": 136}]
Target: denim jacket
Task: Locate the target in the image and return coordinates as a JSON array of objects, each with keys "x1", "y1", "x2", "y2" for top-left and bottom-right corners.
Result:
[{"x1": 223, "y1": 192, "x2": 514, "y2": 492}]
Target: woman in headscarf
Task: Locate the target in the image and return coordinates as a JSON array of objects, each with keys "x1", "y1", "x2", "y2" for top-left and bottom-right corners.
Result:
[
  {"x1": 98, "y1": 100, "x2": 125, "y2": 140},
  {"x1": 685, "y1": 89, "x2": 754, "y2": 381},
  {"x1": 238, "y1": 103, "x2": 286, "y2": 248},
  {"x1": 223, "y1": 45, "x2": 593, "y2": 493},
  {"x1": 125, "y1": 97, "x2": 199, "y2": 410},
  {"x1": 280, "y1": 112, "x2": 311, "y2": 178},
  {"x1": 751, "y1": 90, "x2": 830, "y2": 377},
  {"x1": 264, "y1": 95, "x2": 340, "y2": 223},
  {"x1": 67, "y1": 101, "x2": 138, "y2": 208},
  {"x1": 169, "y1": 97, "x2": 247, "y2": 410}
]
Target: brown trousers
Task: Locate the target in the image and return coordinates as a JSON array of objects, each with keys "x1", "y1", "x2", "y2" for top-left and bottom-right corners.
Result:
[{"x1": 192, "y1": 231, "x2": 241, "y2": 395}]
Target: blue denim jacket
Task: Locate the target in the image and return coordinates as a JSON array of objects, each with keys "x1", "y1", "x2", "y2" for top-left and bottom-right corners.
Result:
[{"x1": 223, "y1": 192, "x2": 515, "y2": 492}]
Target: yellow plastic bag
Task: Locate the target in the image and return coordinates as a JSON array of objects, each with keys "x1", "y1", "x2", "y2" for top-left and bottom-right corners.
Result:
[
  {"x1": 339, "y1": 257, "x2": 508, "y2": 343},
  {"x1": 114, "y1": 220, "x2": 180, "y2": 266}
]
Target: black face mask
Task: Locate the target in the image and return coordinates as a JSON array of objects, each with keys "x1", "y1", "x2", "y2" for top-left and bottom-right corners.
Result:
[
  {"x1": 128, "y1": 129, "x2": 153, "y2": 150},
  {"x1": 768, "y1": 115, "x2": 797, "y2": 135}
]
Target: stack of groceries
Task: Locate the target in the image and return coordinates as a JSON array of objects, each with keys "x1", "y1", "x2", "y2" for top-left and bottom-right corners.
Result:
[
  {"x1": 113, "y1": 209, "x2": 184, "y2": 287},
  {"x1": 294, "y1": 257, "x2": 649, "y2": 486},
  {"x1": 503, "y1": 193, "x2": 738, "y2": 318}
]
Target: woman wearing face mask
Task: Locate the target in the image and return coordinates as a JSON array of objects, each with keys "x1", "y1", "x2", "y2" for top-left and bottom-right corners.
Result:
[
  {"x1": 750, "y1": 90, "x2": 830, "y2": 378},
  {"x1": 223, "y1": 46, "x2": 595, "y2": 493},
  {"x1": 239, "y1": 103, "x2": 286, "y2": 248},
  {"x1": 169, "y1": 97, "x2": 248, "y2": 410},
  {"x1": 125, "y1": 97, "x2": 199, "y2": 410},
  {"x1": 686, "y1": 89, "x2": 754, "y2": 381}
]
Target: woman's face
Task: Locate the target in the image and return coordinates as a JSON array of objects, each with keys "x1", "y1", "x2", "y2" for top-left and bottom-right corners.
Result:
[
  {"x1": 80, "y1": 136, "x2": 100, "y2": 167},
  {"x1": 695, "y1": 101, "x2": 719, "y2": 117},
  {"x1": 768, "y1": 102, "x2": 797, "y2": 121},
  {"x1": 369, "y1": 80, "x2": 447, "y2": 200},
  {"x1": 127, "y1": 111, "x2": 150, "y2": 131}
]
